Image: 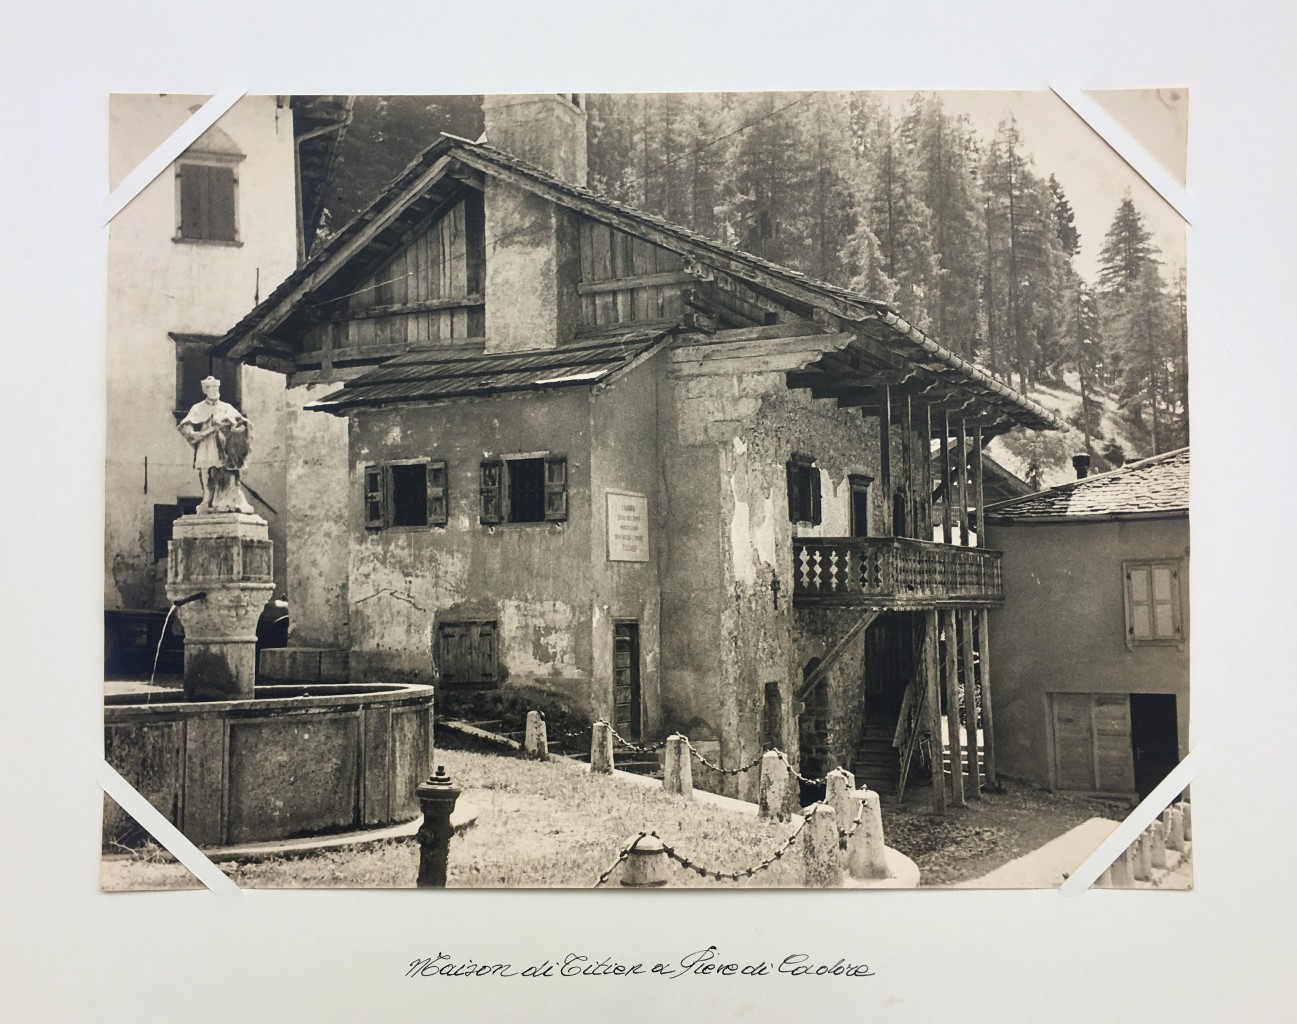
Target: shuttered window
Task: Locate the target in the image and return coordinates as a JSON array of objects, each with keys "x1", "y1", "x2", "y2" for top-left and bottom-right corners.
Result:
[
  {"x1": 437, "y1": 621, "x2": 498, "y2": 685},
  {"x1": 480, "y1": 460, "x2": 503, "y2": 524},
  {"x1": 480, "y1": 455, "x2": 568, "y2": 525},
  {"x1": 363, "y1": 460, "x2": 446, "y2": 530},
  {"x1": 1124, "y1": 561, "x2": 1182, "y2": 646},
  {"x1": 176, "y1": 162, "x2": 238, "y2": 243},
  {"x1": 786, "y1": 454, "x2": 822, "y2": 525},
  {"x1": 544, "y1": 456, "x2": 568, "y2": 522},
  {"x1": 173, "y1": 336, "x2": 241, "y2": 417}
]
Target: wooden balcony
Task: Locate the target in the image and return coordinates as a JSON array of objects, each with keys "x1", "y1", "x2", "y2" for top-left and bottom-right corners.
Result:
[{"x1": 792, "y1": 537, "x2": 1004, "y2": 609}]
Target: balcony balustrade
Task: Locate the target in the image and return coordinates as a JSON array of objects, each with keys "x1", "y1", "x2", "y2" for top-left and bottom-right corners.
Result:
[{"x1": 792, "y1": 536, "x2": 1003, "y2": 608}]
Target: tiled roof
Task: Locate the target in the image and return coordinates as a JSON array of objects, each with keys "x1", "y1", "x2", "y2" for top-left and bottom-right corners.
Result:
[
  {"x1": 306, "y1": 326, "x2": 670, "y2": 412},
  {"x1": 984, "y1": 448, "x2": 1189, "y2": 521}
]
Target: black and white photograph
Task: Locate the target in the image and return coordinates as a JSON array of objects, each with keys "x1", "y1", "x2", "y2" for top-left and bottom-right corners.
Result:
[{"x1": 101, "y1": 89, "x2": 1191, "y2": 891}]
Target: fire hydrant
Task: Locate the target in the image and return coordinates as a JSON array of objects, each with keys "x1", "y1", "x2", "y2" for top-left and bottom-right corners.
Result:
[{"x1": 415, "y1": 765, "x2": 461, "y2": 888}]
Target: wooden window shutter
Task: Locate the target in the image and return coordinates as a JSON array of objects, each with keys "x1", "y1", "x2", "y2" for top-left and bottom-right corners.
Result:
[
  {"x1": 1151, "y1": 564, "x2": 1179, "y2": 638},
  {"x1": 809, "y1": 466, "x2": 823, "y2": 525},
  {"x1": 208, "y1": 166, "x2": 237, "y2": 241},
  {"x1": 544, "y1": 456, "x2": 568, "y2": 522},
  {"x1": 1126, "y1": 565, "x2": 1152, "y2": 639},
  {"x1": 426, "y1": 461, "x2": 448, "y2": 526},
  {"x1": 474, "y1": 622, "x2": 497, "y2": 683},
  {"x1": 480, "y1": 460, "x2": 503, "y2": 524},
  {"x1": 786, "y1": 460, "x2": 801, "y2": 522},
  {"x1": 364, "y1": 465, "x2": 385, "y2": 529}
]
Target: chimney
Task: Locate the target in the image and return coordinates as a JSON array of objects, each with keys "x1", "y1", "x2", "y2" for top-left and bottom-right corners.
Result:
[
  {"x1": 481, "y1": 94, "x2": 587, "y2": 354},
  {"x1": 1072, "y1": 453, "x2": 1091, "y2": 479}
]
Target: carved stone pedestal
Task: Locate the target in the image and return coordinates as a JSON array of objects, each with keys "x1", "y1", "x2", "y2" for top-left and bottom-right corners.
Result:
[{"x1": 167, "y1": 512, "x2": 274, "y2": 701}]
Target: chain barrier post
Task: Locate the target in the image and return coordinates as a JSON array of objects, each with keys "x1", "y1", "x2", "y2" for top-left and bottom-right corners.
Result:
[
  {"x1": 1166, "y1": 807, "x2": 1186, "y2": 852},
  {"x1": 1176, "y1": 800, "x2": 1192, "y2": 841},
  {"x1": 591, "y1": 720, "x2": 614, "y2": 774},
  {"x1": 825, "y1": 767, "x2": 856, "y2": 824},
  {"x1": 758, "y1": 750, "x2": 791, "y2": 820},
  {"x1": 620, "y1": 834, "x2": 669, "y2": 887},
  {"x1": 1151, "y1": 821, "x2": 1169, "y2": 869},
  {"x1": 663, "y1": 734, "x2": 692, "y2": 798},
  {"x1": 524, "y1": 710, "x2": 548, "y2": 760},
  {"x1": 415, "y1": 765, "x2": 461, "y2": 888},
  {"x1": 1111, "y1": 844, "x2": 1136, "y2": 887},
  {"x1": 802, "y1": 805, "x2": 842, "y2": 887},
  {"x1": 1135, "y1": 827, "x2": 1154, "y2": 881},
  {"x1": 846, "y1": 788, "x2": 889, "y2": 881}
]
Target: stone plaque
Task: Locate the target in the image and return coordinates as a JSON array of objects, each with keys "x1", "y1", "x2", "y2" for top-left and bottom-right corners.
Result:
[{"x1": 606, "y1": 490, "x2": 649, "y2": 562}]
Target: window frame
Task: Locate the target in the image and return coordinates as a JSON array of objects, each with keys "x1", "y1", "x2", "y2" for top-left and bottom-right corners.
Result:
[
  {"x1": 848, "y1": 473, "x2": 873, "y2": 538},
  {"x1": 172, "y1": 335, "x2": 241, "y2": 419},
  {"x1": 362, "y1": 458, "x2": 448, "y2": 531},
  {"x1": 1122, "y1": 559, "x2": 1184, "y2": 649},
  {"x1": 435, "y1": 620, "x2": 499, "y2": 687},
  {"x1": 786, "y1": 453, "x2": 822, "y2": 526},
  {"x1": 480, "y1": 452, "x2": 569, "y2": 526},
  {"x1": 174, "y1": 154, "x2": 244, "y2": 247}
]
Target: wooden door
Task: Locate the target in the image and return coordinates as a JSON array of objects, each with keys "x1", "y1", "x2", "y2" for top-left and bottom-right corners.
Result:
[
  {"x1": 1130, "y1": 694, "x2": 1179, "y2": 798},
  {"x1": 1051, "y1": 693, "x2": 1135, "y2": 794},
  {"x1": 613, "y1": 622, "x2": 641, "y2": 742}
]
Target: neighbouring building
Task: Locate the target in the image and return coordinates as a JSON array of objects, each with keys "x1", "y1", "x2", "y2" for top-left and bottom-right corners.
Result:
[
  {"x1": 104, "y1": 94, "x2": 351, "y2": 667},
  {"x1": 983, "y1": 448, "x2": 1190, "y2": 799},
  {"x1": 213, "y1": 94, "x2": 1063, "y2": 805}
]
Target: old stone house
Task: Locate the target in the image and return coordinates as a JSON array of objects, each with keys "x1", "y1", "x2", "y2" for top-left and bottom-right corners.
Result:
[
  {"x1": 104, "y1": 94, "x2": 351, "y2": 666},
  {"x1": 214, "y1": 94, "x2": 1062, "y2": 803},
  {"x1": 984, "y1": 448, "x2": 1190, "y2": 799}
]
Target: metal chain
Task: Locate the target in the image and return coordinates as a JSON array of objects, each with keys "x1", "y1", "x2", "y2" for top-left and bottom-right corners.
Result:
[
  {"x1": 776, "y1": 750, "x2": 827, "y2": 787},
  {"x1": 837, "y1": 801, "x2": 866, "y2": 849},
  {"x1": 683, "y1": 737, "x2": 765, "y2": 776},
  {"x1": 592, "y1": 832, "x2": 648, "y2": 888},
  {"x1": 601, "y1": 721, "x2": 669, "y2": 754},
  {"x1": 656, "y1": 812, "x2": 812, "y2": 883}
]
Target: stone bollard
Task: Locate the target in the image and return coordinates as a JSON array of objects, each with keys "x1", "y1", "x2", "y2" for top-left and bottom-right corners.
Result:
[
  {"x1": 803, "y1": 804, "x2": 843, "y2": 888},
  {"x1": 758, "y1": 750, "x2": 793, "y2": 819},
  {"x1": 1176, "y1": 800, "x2": 1192, "y2": 841},
  {"x1": 590, "y1": 721, "x2": 614, "y2": 774},
  {"x1": 524, "y1": 711, "x2": 548, "y2": 760},
  {"x1": 846, "y1": 789, "x2": 890, "y2": 880},
  {"x1": 415, "y1": 765, "x2": 461, "y2": 888},
  {"x1": 1135, "y1": 828, "x2": 1153, "y2": 881},
  {"x1": 1110, "y1": 845, "x2": 1135, "y2": 887},
  {"x1": 620, "y1": 834, "x2": 669, "y2": 887},
  {"x1": 1151, "y1": 821, "x2": 1169, "y2": 869},
  {"x1": 1167, "y1": 807, "x2": 1186, "y2": 852},
  {"x1": 825, "y1": 767, "x2": 857, "y2": 825},
  {"x1": 663, "y1": 734, "x2": 692, "y2": 798}
]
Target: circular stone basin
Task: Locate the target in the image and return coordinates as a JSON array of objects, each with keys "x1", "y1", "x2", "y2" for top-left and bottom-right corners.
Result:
[{"x1": 104, "y1": 683, "x2": 435, "y2": 850}]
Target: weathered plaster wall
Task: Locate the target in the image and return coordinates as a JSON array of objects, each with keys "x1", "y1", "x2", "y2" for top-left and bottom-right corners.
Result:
[
  {"x1": 659, "y1": 367, "x2": 887, "y2": 798},
  {"x1": 285, "y1": 383, "x2": 351, "y2": 647},
  {"x1": 105, "y1": 95, "x2": 295, "y2": 611},
  {"x1": 345, "y1": 389, "x2": 596, "y2": 711},
  {"x1": 482, "y1": 180, "x2": 582, "y2": 354},
  {"x1": 985, "y1": 516, "x2": 1191, "y2": 789},
  {"x1": 588, "y1": 356, "x2": 663, "y2": 735}
]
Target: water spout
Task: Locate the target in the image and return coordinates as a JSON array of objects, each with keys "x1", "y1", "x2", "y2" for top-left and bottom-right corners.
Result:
[{"x1": 148, "y1": 592, "x2": 206, "y2": 689}]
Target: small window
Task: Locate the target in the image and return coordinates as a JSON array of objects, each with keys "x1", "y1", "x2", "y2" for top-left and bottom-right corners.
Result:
[
  {"x1": 480, "y1": 455, "x2": 568, "y2": 525},
  {"x1": 437, "y1": 621, "x2": 498, "y2": 686},
  {"x1": 1124, "y1": 561, "x2": 1183, "y2": 646},
  {"x1": 786, "y1": 454, "x2": 822, "y2": 525},
  {"x1": 173, "y1": 334, "x2": 241, "y2": 417},
  {"x1": 363, "y1": 460, "x2": 448, "y2": 530},
  {"x1": 152, "y1": 498, "x2": 202, "y2": 560},
  {"x1": 175, "y1": 161, "x2": 240, "y2": 243}
]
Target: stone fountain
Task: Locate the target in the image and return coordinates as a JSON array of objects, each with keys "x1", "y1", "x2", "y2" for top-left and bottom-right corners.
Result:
[{"x1": 104, "y1": 378, "x2": 435, "y2": 850}]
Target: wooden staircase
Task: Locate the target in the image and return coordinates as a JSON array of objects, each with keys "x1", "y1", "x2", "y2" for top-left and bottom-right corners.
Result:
[
  {"x1": 941, "y1": 742, "x2": 986, "y2": 788},
  {"x1": 852, "y1": 720, "x2": 902, "y2": 795}
]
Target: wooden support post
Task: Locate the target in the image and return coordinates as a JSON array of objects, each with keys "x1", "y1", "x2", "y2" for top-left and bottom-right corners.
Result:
[
  {"x1": 524, "y1": 710, "x2": 548, "y2": 760},
  {"x1": 940, "y1": 411, "x2": 952, "y2": 545},
  {"x1": 972, "y1": 425, "x2": 986, "y2": 548},
  {"x1": 880, "y1": 386, "x2": 893, "y2": 534},
  {"x1": 902, "y1": 394, "x2": 915, "y2": 538},
  {"x1": 591, "y1": 721, "x2": 614, "y2": 774},
  {"x1": 960, "y1": 609, "x2": 981, "y2": 799},
  {"x1": 803, "y1": 804, "x2": 843, "y2": 888},
  {"x1": 758, "y1": 750, "x2": 793, "y2": 819},
  {"x1": 663, "y1": 735, "x2": 692, "y2": 798},
  {"x1": 923, "y1": 403, "x2": 934, "y2": 541},
  {"x1": 957, "y1": 417, "x2": 970, "y2": 547},
  {"x1": 620, "y1": 834, "x2": 669, "y2": 887},
  {"x1": 926, "y1": 610, "x2": 946, "y2": 815},
  {"x1": 943, "y1": 610, "x2": 964, "y2": 807},
  {"x1": 846, "y1": 789, "x2": 890, "y2": 880},
  {"x1": 825, "y1": 767, "x2": 856, "y2": 824},
  {"x1": 976, "y1": 610, "x2": 997, "y2": 787}
]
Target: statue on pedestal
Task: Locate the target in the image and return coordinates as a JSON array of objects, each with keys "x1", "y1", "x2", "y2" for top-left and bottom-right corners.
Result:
[{"x1": 177, "y1": 376, "x2": 254, "y2": 514}]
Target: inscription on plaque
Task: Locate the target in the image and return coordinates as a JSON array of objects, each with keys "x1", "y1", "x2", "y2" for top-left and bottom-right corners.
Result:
[{"x1": 606, "y1": 490, "x2": 649, "y2": 563}]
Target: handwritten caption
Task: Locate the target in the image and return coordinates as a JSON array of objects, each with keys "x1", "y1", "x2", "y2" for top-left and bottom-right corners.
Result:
[{"x1": 407, "y1": 946, "x2": 876, "y2": 980}]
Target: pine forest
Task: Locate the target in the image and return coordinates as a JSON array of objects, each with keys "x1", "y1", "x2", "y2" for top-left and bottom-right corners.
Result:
[{"x1": 322, "y1": 93, "x2": 1189, "y2": 484}]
